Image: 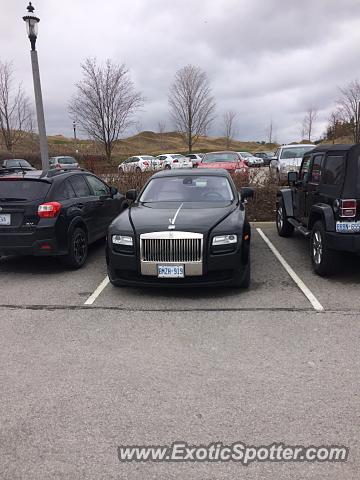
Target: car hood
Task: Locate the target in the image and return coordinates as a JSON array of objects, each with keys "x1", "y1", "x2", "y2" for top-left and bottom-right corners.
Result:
[{"x1": 128, "y1": 202, "x2": 237, "y2": 234}]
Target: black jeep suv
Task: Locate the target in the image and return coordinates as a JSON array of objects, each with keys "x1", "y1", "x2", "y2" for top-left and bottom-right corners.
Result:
[
  {"x1": 0, "y1": 169, "x2": 126, "y2": 268},
  {"x1": 276, "y1": 144, "x2": 360, "y2": 276}
]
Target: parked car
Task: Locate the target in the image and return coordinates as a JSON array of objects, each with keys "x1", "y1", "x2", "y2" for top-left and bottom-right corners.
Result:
[
  {"x1": 49, "y1": 156, "x2": 79, "y2": 170},
  {"x1": 237, "y1": 152, "x2": 264, "y2": 167},
  {"x1": 252, "y1": 151, "x2": 275, "y2": 166},
  {"x1": 185, "y1": 153, "x2": 204, "y2": 167},
  {"x1": 197, "y1": 151, "x2": 249, "y2": 180},
  {"x1": 118, "y1": 155, "x2": 160, "y2": 173},
  {"x1": 156, "y1": 154, "x2": 193, "y2": 169},
  {"x1": 276, "y1": 144, "x2": 360, "y2": 276},
  {"x1": 270, "y1": 144, "x2": 315, "y2": 181},
  {"x1": 1, "y1": 159, "x2": 35, "y2": 171},
  {"x1": 0, "y1": 169, "x2": 126, "y2": 268},
  {"x1": 107, "y1": 169, "x2": 253, "y2": 287}
]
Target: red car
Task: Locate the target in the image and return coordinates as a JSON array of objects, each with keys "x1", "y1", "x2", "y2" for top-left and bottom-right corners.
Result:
[{"x1": 197, "y1": 151, "x2": 249, "y2": 177}]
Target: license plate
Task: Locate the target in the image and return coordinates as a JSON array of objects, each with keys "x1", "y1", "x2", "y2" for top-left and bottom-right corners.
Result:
[
  {"x1": 0, "y1": 214, "x2": 10, "y2": 226},
  {"x1": 336, "y1": 221, "x2": 360, "y2": 233},
  {"x1": 158, "y1": 265, "x2": 184, "y2": 278}
]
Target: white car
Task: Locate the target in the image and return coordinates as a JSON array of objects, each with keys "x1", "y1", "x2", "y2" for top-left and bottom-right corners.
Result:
[
  {"x1": 156, "y1": 154, "x2": 193, "y2": 169},
  {"x1": 270, "y1": 144, "x2": 315, "y2": 181},
  {"x1": 185, "y1": 153, "x2": 204, "y2": 167},
  {"x1": 237, "y1": 152, "x2": 264, "y2": 167},
  {"x1": 118, "y1": 155, "x2": 160, "y2": 173}
]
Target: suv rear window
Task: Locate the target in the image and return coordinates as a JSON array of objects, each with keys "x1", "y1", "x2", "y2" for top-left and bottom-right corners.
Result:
[
  {"x1": 322, "y1": 155, "x2": 345, "y2": 186},
  {"x1": 0, "y1": 180, "x2": 50, "y2": 201}
]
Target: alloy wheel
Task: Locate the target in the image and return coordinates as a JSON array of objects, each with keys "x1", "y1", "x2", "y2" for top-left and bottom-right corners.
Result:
[{"x1": 312, "y1": 230, "x2": 323, "y2": 265}]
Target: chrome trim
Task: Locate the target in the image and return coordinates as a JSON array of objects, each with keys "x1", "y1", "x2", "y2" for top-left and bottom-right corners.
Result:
[{"x1": 140, "y1": 231, "x2": 203, "y2": 276}]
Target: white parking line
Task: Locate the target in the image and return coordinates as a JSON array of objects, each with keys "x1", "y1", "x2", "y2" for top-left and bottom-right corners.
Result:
[
  {"x1": 256, "y1": 228, "x2": 324, "y2": 312},
  {"x1": 84, "y1": 276, "x2": 110, "y2": 306}
]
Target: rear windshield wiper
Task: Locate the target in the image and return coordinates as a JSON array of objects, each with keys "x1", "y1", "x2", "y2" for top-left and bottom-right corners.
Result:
[{"x1": 0, "y1": 197, "x2": 27, "y2": 201}]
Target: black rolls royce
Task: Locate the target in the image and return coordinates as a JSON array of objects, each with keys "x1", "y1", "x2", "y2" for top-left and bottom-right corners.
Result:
[{"x1": 106, "y1": 169, "x2": 253, "y2": 287}]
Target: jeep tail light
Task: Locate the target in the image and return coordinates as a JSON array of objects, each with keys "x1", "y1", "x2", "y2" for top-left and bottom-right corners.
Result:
[
  {"x1": 340, "y1": 199, "x2": 357, "y2": 218},
  {"x1": 38, "y1": 202, "x2": 62, "y2": 218}
]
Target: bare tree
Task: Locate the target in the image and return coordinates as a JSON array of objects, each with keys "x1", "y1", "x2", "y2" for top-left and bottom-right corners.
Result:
[
  {"x1": 336, "y1": 80, "x2": 360, "y2": 143},
  {"x1": 222, "y1": 110, "x2": 237, "y2": 149},
  {"x1": 328, "y1": 110, "x2": 341, "y2": 144},
  {"x1": 0, "y1": 60, "x2": 33, "y2": 151},
  {"x1": 267, "y1": 119, "x2": 274, "y2": 144},
  {"x1": 157, "y1": 120, "x2": 166, "y2": 149},
  {"x1": 169, "y1": 64, "x2": 216, "y2": 153},
  {"x1": 302, "y1": 106, "x2": 318, "y2": 142},
  {"x1": 69, "y1": 58, "x2": 143, "y2": 162}
]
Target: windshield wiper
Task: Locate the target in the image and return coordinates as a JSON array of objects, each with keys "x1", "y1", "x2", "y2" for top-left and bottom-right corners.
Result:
[{"x1": 0, "y1": 197, "x2": 27, "y2": 201}]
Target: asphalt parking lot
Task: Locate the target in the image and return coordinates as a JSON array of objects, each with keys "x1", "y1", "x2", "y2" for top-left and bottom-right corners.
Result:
[{"x1": 1, "y1": 223, "x2": 359, "y2": 479}]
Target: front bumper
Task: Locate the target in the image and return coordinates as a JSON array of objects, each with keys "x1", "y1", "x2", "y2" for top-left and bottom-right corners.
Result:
[{"x1": 107, "y1": 241, "x2": 250, "y2": 287}]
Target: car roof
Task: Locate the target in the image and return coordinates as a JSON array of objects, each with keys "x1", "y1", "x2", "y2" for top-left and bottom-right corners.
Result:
[
  {"x1": 151, "y1": 168, "x2": 231, "y2": 179},
  {"x1": 0, "y1": 169, "x2": 88, "y2": 182},
  {"x1": 203, "y1": 151, "x2": 239, "y2": 155},
  {"x1": 310, "y1": 144, "x2": 356, "y2": 153},
  {"x1": 281, "y1": 144, "x2": 315, "y2": 148}
]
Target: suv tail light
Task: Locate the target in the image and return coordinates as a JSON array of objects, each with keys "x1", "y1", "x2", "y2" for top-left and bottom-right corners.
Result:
[
  {"x1": 143, "y1": 161, "x2": 149, "y2": 167},
  {"x1": 172, "y1": 159, "x2": 179, "y2": 163},
  {"x1": 340, "y1": 199, "x2": 357, "y2": 218},
  {"x1": 38, "y1": 201, "x2": 62, "y2": 218}
]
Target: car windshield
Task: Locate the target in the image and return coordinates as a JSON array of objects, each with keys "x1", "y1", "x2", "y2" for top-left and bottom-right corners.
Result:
[
  {"x1": 0, "y1": 180, "x2": 50, "y2": 201},
  {"x1": 171, "y1": 154, "x2": 187, "y2": 160},
  {"x1": 58, "y1": 157, "x2": 76, "y2": 164},
  {"x1": 140, "y1": 175, "x2": 234, "y2": 202},
  {"x1": 203, "y1": 153, "x2": 238, "y2": 163},
  {"x1": 5, "y1": 159, "x2": 32, "y2": 168},
  {"x1": 280, "y1": 146, "x2": 314, "y2": 159}
]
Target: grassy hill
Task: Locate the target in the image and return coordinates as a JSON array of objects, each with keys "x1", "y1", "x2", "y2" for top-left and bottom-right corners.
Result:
[{"x1": 0, "y1": 131, "x2": 277, "y2": 164}]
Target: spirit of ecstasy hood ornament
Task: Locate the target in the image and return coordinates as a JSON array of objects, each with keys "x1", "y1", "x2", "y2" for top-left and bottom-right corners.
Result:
[{"x1": 168, "y1": 203, "x2": 183, "y2": 230}]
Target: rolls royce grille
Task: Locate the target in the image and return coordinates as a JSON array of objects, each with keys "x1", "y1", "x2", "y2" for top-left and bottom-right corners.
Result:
[{"x1": 140, "y1": 232, "x2": 203, "y2": 263}]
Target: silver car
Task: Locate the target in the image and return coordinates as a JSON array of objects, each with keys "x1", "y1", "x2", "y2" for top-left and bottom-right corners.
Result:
[
  {"x1": 270, "y1": 144, "x2": 315, "y2": 181},
  {"x1": 49, "y1": 156, "x2": 79, "y2": 170}
]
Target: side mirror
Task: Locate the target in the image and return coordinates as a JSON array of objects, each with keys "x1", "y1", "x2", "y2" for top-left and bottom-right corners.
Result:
[
  {"x1": 110, "y1": 186, "x2": 118, "y2": 196},
  {"x1": 240, "y1": 187, "x2": 254, "y2": 202},
  {"x1": 288, "y1": 171, "x2": 298, "y2": 185},
  {"x1": 126, "y1": 189, "x2": 138, "y2": 201}
]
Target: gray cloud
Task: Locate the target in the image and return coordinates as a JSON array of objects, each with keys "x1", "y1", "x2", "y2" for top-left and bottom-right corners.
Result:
[{"x1": 2, "y1": 0, "x2": 360, "y2": 143}]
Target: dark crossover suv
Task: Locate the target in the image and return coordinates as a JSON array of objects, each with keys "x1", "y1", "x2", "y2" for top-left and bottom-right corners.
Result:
[
  {"x1": 0, "y1": 169, "x2": 125, "y2": 267},
  {"x1": 276, "y1": 144, "x2": 360, "y2": 275},
  {"x1": 107, "y1": 169, "x2": 253, "y2": 287}
]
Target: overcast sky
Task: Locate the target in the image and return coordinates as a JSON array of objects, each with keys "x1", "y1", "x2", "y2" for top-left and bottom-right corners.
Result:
[{"x1": 2, "y1": 0, "x2": 360, "y2": 143}]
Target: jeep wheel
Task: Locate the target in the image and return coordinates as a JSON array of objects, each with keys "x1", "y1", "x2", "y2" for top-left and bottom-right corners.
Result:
[
  {"x1": 62, "y1": 227, "x2": 88, "y2": 269},
  {"x1": 310, "y1": 221, "x2": 340, "y2": 276},
  {"x1": 276, "y1": 200, "x2": 294, "y2": 237}
]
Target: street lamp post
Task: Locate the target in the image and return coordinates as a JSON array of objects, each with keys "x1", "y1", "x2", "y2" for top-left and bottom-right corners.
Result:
[{"x1": 23, "y1": 2, "x2": 49, "y2": 170}]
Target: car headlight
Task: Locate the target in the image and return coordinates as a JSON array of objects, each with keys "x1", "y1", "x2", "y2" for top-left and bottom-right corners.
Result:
[
  {"x1": 212, "y1": 234, "x2": 238, "y2": 246},
  {"x1": 112, "y1": 235, "x2": 133, "y2": 246}
]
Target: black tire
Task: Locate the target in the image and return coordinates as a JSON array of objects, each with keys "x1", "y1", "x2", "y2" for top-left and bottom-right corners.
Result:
[
  {"x1": 231, "y1": 260, "x2": 250, "y2": 289},
  {"x1": 61, "y1": 227, "x2": 88, "y2": 269},
  {"x1": 136, "y1": 167, "x2": 142, "y2": 173},
  {"x1": 164, "y1": 164, "x2": 171, "y2": 170},
  {"x1": 310, "y1": 220, "x2": 340, "y2": 276},
  {"x1": 276, "y1": 199, "x2": 294, "y2": 237}
]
